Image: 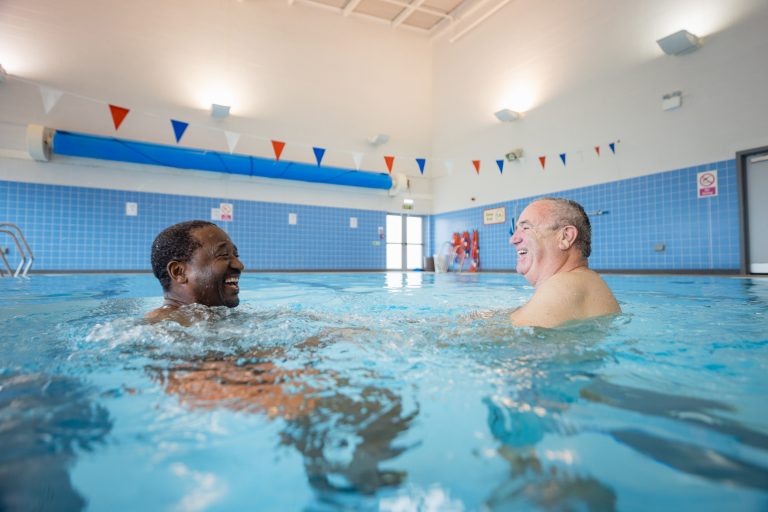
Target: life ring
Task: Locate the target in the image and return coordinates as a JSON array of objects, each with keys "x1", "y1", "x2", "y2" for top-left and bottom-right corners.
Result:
[{"x1": 469, "y1": 230, "x2": 479, "y2": 272}]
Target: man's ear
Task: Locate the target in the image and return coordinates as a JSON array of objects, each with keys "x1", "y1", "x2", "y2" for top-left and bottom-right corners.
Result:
[
  {"x1": 167, "y1": 261, "x2": 187, "y2": 284},
  {"x1": 559, "y1": 225, "x2": 578, "y2": 250}
]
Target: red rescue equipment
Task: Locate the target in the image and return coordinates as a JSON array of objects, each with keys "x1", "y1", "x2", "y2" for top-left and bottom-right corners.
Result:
[{"x1": 469, "y1": 230, "x2": 479, "y2": 272}]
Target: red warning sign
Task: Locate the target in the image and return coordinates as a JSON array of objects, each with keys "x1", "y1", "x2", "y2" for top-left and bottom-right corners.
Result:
[{"x1": 697, "y1": 170, "x2": 718, "y2": 198}]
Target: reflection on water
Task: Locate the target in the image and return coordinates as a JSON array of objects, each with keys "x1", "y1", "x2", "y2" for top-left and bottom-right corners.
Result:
[
  {"x1": 582, "y1": 378, "x2": 768, "y2": 490},
  {"x1": 140, "y1": 323, "x2": 418, "y2": 507},
  {"x1": 0, "y1": 372, "x2": 112, "y2": 511},
  {"x1": 1, "y1": 273, "x2": 767, "y2": 510},
  {"x1": 475, "y1": 323, "x2": 619, "y2": 511}
]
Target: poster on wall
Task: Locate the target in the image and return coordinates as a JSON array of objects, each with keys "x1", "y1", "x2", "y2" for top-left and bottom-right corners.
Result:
[
  {"x1": 483, "y1": 207, "x2": 506, "y2": 225},
  {"x1": 697, "y1": 170, "x2": 718, "y2": 198}
]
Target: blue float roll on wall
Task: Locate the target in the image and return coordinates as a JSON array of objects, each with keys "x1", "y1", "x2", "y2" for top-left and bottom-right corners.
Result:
[{"x1": 52, "y1": 130, "x2": 394, "y2": 190}]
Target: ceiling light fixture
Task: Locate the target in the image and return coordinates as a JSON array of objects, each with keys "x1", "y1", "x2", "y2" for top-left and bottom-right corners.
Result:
[
  {"x1": 211, "y1": 103, "x2": 231, "y2": 119},
  {"x1": 494, "y1": 109, "x2": 521, "y2": 122},
  {"x1": 656, "y1": 30, "x2": 701, "y2": 56},
  {"x1": 662, "y1": 91, "x2": 683, "y2": 111},
  {"x1": 368, "y1": 133, "x2": 390, "y2": 146}
]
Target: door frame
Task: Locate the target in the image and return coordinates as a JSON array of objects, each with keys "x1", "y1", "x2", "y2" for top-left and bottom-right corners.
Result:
[{"x1": 736, "y1": 144, "x2": 768, "y2": 275}]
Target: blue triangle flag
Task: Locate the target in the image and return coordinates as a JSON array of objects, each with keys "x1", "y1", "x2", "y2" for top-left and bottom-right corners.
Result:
[
  {"x1": 416, "y1": 158, "x2": 426, "y2": 175},
  {"x1": 559, "y1": 153, "x2": 566, "y2": 166},
  {"x1": 171, "y1": 119, "x2": 188, "y2": 143},
  {"x1": 609, "y1": 142, "x2": 616, "y2": 154},
  {"x1": 496, "y1": 159, "x2": 504, "y2": 174},
  {"x1": 313, "y1": 147, "x2": 326, "y2": 166}
]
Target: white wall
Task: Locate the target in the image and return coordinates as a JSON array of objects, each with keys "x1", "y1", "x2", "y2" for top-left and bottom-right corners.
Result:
[
  {"x1": 0, "y1": 0, "x2": 433, "y2": 213},
  {"x1": 430, "y1": 0, "x2": 768, "y2": 213},
  {"x1": 3, "y1": 0, "x2": 768, "y2": 217}
]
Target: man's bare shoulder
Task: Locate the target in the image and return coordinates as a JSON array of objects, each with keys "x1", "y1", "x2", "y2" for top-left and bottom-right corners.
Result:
[
  {"x1": 511, "y1": 268, "x2": 620, "y2": 328},
  {"x1": 145, "y1": 305, "x2": 193, "y2": 326}
]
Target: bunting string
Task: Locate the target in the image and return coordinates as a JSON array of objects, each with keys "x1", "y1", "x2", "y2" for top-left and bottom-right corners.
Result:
[{"x1": 7, "y1": 73, "x2": 621, "y2": 178}]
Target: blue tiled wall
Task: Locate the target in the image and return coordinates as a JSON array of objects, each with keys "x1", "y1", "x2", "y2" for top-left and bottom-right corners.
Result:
[
  {"x1": 430, "y1": 160, "x2": 741, "y2": 271},
  {"x1": 0, "y1": 181, "x2": 386, "y2": 271},
  {"x1": 0, "y1": 159, "x2": 742, "y2": 272}
]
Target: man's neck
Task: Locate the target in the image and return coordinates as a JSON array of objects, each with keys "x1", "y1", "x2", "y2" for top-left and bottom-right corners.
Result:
[
  {"x1": 533, "y1": 256, "x2": 588, "y2": 288},
  {"x1": 162, "y1": 291, "x2": 194, "y2": 309}
]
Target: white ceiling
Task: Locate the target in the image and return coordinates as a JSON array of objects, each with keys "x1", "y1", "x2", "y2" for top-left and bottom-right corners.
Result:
[
  {"x1": 247, "y1": 0, "x2": 510, "y2": 40},
  {"x1": 2, "y1": 0, "x2": 767, "y2": 176}
]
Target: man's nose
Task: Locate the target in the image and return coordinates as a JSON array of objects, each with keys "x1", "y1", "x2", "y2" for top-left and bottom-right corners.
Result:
[
  {"x1": 510, "y1": 231, "x2": 521, "y2": 245},
  {"x1": 232, "y1": 256, "x2": 245, "y2": 271}
]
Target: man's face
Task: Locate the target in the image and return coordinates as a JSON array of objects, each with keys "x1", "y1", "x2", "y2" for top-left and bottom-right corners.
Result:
[
  {"x1": 184, "y1": 225, "x2": 244, "y2": 307},
  {"x1": 509, "y1": 201, "x2": 562, "y2": 286}
]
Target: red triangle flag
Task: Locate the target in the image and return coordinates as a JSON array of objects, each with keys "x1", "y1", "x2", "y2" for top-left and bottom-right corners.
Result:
[
  {"x1": 594, "y1": 146, "x2": 601, "y2": 156},
  {"x1": 538, "y1": 156, "x2": 546, "y2": 169},
  {"x1": 472, "y1": 160, "x2": 481, "y2": 174},
  {"x1": 109, "y1": 105, "x2": 130, "y2": 130},
  {"x1": 271, "y1": 140, "x2": 285, "y2": 161},
  {"x1": 384, "y1": 156, "x2": 394, "y2": 173}
]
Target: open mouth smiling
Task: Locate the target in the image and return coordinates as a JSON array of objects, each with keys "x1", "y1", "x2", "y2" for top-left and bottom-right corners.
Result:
[{"x1": 224, "y1": 275, "x2": 240, "y2": 291}]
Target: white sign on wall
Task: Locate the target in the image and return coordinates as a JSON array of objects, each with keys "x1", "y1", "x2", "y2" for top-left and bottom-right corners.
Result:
[
  {"x1": 288, "y1": 213, "x2": 298, "y2": 225},
  {"x1": 125, "y1": 202, "x2": 138, "y2": 216},
  {"x1": 350, "y1": 217, "x2": 358, "y2": 228},
  {"x1": 483, "y1": 206, "x2": 506, "y2": 225},
  {"x1": 211, "y1": 208, "x2": 221, "y2": 221},
  {"x1": 697, "y1": 170, "x2": 718, "y2": 198},
  {"x1": 220, "y1": 203, "x2": 233, "y2": 221}
]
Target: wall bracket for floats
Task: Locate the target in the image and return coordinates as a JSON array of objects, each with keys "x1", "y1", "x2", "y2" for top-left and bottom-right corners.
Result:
[{"x1": 42, "y1": 128, "x2": 399, "y2": 192}]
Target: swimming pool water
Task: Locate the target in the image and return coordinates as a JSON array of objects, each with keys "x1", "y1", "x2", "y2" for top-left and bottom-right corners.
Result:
[{"x1": 1, "y1": 272, "x2": 767, "y2": 511}]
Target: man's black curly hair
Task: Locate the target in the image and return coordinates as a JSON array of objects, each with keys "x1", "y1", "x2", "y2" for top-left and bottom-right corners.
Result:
[{"x1": 151, "y1": 220, "x2": 216, "y2": 291}]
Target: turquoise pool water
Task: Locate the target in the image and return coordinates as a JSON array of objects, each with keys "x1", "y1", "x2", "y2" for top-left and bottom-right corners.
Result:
[{"x1": 1, "y1": 272, "x2": 767, "y2": 511}]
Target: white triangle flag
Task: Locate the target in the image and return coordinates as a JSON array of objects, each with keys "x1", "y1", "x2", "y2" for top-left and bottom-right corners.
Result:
[
  {"x1": 224, "y1": 131, "x2": 240, "y2": 154},
  {"x1": 444, "y1": 159, "x2": 454, "y2": 176},
  {"x1": 352, "y1": 152, "x2": 363, "y2": 171},
  {"x1": 40, "y1": 86, "x2": 64, "y2": 114}
]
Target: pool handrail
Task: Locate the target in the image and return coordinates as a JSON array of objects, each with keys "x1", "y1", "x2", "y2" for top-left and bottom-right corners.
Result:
[
  {"x1": 0, "y1": 223, "x2": 34, "y2": 277},
  {"x1": 0, "y1": 243, "x2": 11, "y2": 277}
]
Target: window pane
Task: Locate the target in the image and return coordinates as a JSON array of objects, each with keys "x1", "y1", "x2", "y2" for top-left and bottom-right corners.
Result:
[
  {"x1": 386, "y1": 215, "x2": 402, "y2": 243},
  {"x1": 406, "y1": 216, "x2": 423, "y2": 244},
  {"x1": 406, "y1": 244, "x2": 423, "y2": 270},
  {"x1": 387, "y1": 243, "x2": 403, "y2": 269}
]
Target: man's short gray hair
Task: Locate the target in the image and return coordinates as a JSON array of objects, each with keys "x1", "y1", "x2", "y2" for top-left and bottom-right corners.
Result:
[{"x1": 538, "y1": 197, "x2": 592, "y2": 258}]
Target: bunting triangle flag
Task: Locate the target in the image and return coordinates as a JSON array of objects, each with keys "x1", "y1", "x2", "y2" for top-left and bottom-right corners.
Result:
[
  {"x1": 39, "y1": 86, "x2": 64, "y2": 114},
  {"x1": 538, "y1": 156, "x2": 546, "y2": 170},
  {"x1": 108, "y1": 104, "x2": 130, "y2": 130},
  {"x1": 594, "y1": 146, "x2": 601, "y2": 157},
  {"x1": 352, "y1": 152, "x2": 363, "y2": 170},
  {"x1": 444, "y1": 160, "x2": 454, "y2": 176},
  {"x1": 313, "y1": 147, "x2": 326, "y2": 166},
  {"x1": 496, "y1": 159, "x2": 504, "y2": 174},
  {"x1": 609, "y1": 142, "x2": 616, "y2": 154},
  {"x1": 416, "y1": 158, "x2": 426, "y2": 175},
  {"x1": 224, "y1": 131, "x2": 240, "y2": 154},
  {"x1": 272, "y1": 140, "x2": 286, "y2": 161},
  {"x1": 384, "y1": 156, "x2": 395, "y2": 173},
  {"x1": 472, "y1": 160, "x2": 480, "y2": 174},
  {"x1": 559, "y1": 153, "x2": 567, "y2": 166},
  {"x1": 171, "y1": 119, "x2": 188, "y2": 143}
]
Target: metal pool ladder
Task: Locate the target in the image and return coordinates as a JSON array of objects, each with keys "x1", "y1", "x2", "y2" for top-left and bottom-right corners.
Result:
[{"x1": 0, "y1": 223, "x2": 34, "y2": 277}]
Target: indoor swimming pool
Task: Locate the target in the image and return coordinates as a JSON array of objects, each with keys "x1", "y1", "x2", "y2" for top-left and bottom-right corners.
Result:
[{"x1": 1, "y1": 272, "x2": 767, "y2": 511}]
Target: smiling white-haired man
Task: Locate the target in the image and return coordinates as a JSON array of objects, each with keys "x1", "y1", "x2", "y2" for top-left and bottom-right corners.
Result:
[{"x1": 509, "y1": 197, "x2": 620, "y2": 328}]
